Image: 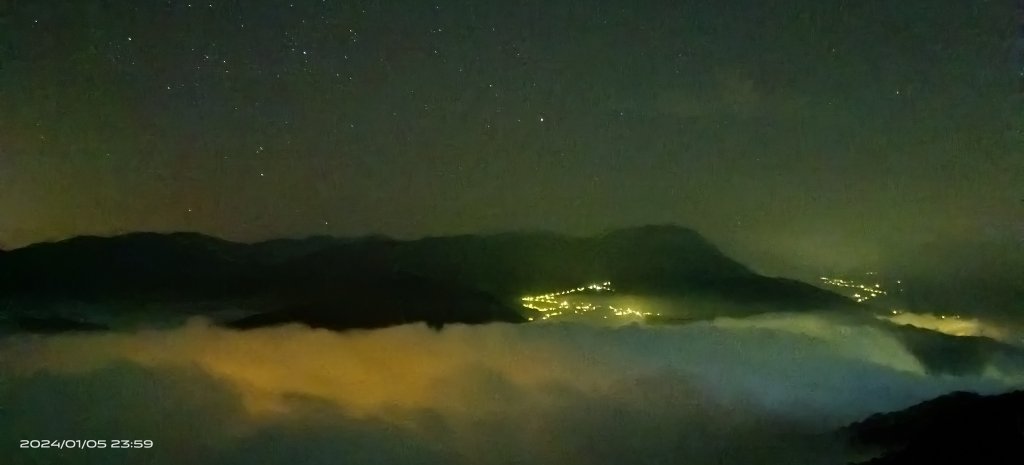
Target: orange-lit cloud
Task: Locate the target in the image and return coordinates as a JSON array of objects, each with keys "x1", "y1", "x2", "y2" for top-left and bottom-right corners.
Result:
[{"x1": 2, "y1": 315, "x2": 1022, "y2": 465}]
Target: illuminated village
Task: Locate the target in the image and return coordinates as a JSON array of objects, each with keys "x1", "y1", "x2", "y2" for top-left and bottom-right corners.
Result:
[{"x1": 520, "y1": 281, "x2": 658, "y2": 323}]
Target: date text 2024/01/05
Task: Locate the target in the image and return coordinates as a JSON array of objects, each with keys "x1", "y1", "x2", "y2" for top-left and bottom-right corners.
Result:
[{"x1": 20, "y1": 439, "x2": 154, "y2": 449}]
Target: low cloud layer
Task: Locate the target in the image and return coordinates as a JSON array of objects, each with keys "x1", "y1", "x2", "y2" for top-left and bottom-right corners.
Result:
[
  {"x1": 3, "y1": 314, "x2": 1023, "y2": 465},
  {"x1": 881, "y1": 311, "x2": 1016, "y2": 342}
]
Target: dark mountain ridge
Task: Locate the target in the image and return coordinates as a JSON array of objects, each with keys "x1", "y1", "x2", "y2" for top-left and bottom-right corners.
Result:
[
  {"x1": 843, "y1": 390, "x2": 1024, "y2": 465},
  {"x1": 0, "y1": 225, "x2": 855, "y2": 331}
]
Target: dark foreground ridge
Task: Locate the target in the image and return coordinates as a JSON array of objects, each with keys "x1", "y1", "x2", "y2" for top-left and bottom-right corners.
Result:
[
  {"x1": 843, "y1": 390, "x2": 1024, "y2": 465},
  {"x1": 0, "y1": 225, "x2": 855, "y2": 332}
]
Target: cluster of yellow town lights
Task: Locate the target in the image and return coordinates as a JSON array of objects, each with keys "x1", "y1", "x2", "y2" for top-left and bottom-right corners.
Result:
[
  {"x1": 818, "y1": 276, "x2": 888, "y2": 303},
  {"x1": 521, "y1": 282, "x2": 657, "y2": 321}
]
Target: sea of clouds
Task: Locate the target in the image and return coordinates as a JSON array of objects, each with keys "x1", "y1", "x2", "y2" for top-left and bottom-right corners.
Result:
[{"x1": 3, "y1": 312, "x2": 1023, "y2": 465}]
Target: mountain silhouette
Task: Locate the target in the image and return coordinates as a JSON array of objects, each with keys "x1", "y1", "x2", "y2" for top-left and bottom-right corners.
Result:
[
  {"x1": 843, "y1": 390, "x2": 1024, "y2": 465},
  {"x1": 0, "y1": 225, "x2": 855, "y2": 331}
]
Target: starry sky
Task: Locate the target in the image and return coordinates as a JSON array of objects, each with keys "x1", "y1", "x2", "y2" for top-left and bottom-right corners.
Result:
[{"x1": 1, "y1": 0, "x2": 1021, "y2": 274}]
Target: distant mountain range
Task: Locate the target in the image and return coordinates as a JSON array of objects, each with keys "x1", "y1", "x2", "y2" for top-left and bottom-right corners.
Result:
[
  {"x1": 0, "y1": 225, "x2": 856, "y2": 332},
  {"x1": 843, "y1": 390, "x2": 1024, "y2": 465}
]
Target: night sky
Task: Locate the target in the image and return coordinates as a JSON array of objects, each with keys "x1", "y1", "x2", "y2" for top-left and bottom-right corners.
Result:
[{"x1": 1, "y1": 0, "x2": 1021, "y2": 273}]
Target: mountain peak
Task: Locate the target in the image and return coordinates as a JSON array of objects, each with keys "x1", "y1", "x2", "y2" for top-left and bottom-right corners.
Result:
[{"x1": 0, "y1": 225, "x2": 853, "y2": 331}]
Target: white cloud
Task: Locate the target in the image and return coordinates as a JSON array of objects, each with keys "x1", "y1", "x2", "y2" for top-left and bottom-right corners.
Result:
[{"x1": 2, "y1": 314, "x2": 1021, "y2": 465}]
